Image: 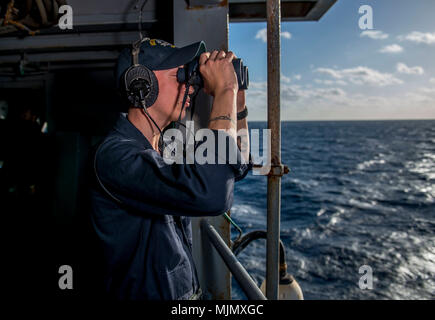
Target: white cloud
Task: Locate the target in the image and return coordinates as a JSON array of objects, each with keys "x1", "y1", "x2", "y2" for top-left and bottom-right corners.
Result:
[
  {"x1": 281, "y1": 31, "x2": 292, "y2": 40},
  {"x1": 282, "y1": 84, "x2": 346, "y2": 102},
  {"x1": 312, "y1": 87, "x2": 346, "y2": 98},
  {"x1": 246, "y1": 80, "x2": 435, "y2": 120},
  {"x1": 419, "y1": 87, "x2": 435, "y2": 95},
  {"x1": 398, "y1": 31, "x2": 435, "y2": 45},
  {"x1": 280, "y1": 74, "x2": 302, "y2": 84},
  {"x1": 255, "y1": 28, "x2": 292, "y2": 43},
  {"x1": 430, "y1": 78, "x2": 435, "y2": 84},
  {"x1": 360, "y1": 30, "x2": 389, "y2": 40},
  {"x1": 314, "y1": 79, "x2": 347, "y2": 86},
  {"x1": 248, "y1": 81, "x2": 344, "y2": 106},
  {"x1": 315, "y1": 66, "x2": 403, "y2": 86},
  {"x1": 315, "y1": 79, "x2": 332, "y2": 85},
  {"x1": 315, "y1": 68, "x2": 342, "y2": 79},
  {"x1": 281, "y1": 84, "x2": 305, "y2": 102},
  {"x1": 379, "y1": 44, "x2": 404, "y2": 54},
  {"x1": 281, "y1": 75, "x2": 292, "y2": 83},
  {"x1": 255, "y1": 29, "x2": 267, "y2": 42},
  {"x1": 396, "y1": 63, "x2": 424, "y2": 75}
]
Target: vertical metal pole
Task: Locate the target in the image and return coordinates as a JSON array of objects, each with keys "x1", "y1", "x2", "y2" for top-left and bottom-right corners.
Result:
[{"x1": 266, "y1": 0, "x2": 281, "y2": 300}]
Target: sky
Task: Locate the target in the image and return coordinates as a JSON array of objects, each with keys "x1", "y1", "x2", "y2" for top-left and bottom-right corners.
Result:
[{"x1": 229, "y1": 0, "x2": 435, "y2": 121}]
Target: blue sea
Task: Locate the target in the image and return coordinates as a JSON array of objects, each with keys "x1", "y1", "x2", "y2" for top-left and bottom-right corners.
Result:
[{"x1": 231, "y1": 120, "x2": 435, "y2": 300}]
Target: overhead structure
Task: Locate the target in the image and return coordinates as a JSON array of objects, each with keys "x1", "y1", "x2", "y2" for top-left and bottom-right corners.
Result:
[
  {"x1": 0, "y1": 0, "x2": 336, "y2": 71},
  {"x1": 229, "y1": 0, "x2": 336, "y2": 22}
]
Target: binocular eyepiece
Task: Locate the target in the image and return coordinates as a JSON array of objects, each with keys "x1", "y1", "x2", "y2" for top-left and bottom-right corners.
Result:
[{"x1": 177, "y1": 58, "x2": 249, "y2": 90}]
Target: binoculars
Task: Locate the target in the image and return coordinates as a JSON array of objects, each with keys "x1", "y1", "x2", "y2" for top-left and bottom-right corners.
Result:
[{"x1": 177, "y1": 58, "x2": 249, "y2": 90}]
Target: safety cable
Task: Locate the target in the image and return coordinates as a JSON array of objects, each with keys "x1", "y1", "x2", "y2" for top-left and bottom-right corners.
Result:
[
  {"x1": 140, "y1": 100, "x2": 166, "y2": 153},
  {"x1": 136, "y1": 0, "x2": 149, "y2": 40},
  {"x1": 223, "y1": 212, "x2": 243, "y2": 242}
]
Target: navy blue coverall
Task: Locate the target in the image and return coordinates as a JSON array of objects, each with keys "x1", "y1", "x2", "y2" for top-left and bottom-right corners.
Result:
[{"x1": 89, "y1": 113, "x2": 250, "y2": 300}]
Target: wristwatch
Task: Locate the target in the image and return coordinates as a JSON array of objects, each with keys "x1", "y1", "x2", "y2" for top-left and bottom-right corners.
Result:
[{"x1": 237, "y1": 106, "x2": 248, "y2": 120}]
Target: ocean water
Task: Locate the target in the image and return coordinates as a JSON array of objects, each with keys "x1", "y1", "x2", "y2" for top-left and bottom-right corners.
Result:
[{"x1": 231, "y1": 120, "x2": 435, "y2": 300}]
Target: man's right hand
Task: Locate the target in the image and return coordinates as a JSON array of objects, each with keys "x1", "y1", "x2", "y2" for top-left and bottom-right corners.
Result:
[
  {"x1": 199, "y1": 50, "x2": 238, "y2": 97},
  {"x1": 200, "y1": 50, "x2": 238, "y2": 136}
]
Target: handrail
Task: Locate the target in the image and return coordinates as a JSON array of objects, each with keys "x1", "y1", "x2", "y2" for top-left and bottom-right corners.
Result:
[{"x1": 200, "y1": 219, "x2": 267, "y2": 300}]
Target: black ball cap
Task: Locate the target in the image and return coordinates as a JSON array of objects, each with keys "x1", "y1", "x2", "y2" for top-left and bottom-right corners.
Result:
[{"x1": 116, "y1": 38, "x2": 206, "y2": 88}]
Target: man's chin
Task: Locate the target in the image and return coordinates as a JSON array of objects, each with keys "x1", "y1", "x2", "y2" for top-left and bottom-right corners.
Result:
[{"x1": 172, "y1": 109, "x2": 188, "y2": 122}]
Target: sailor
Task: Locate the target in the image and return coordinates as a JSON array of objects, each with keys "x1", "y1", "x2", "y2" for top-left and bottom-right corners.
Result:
[{"x1": 88, "y1": 38, "x2": 251, "y2": 300}]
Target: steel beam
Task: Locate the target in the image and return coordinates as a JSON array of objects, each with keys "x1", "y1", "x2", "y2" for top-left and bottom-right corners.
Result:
[
  {"x1": 266, "y1": 0, "x2": 281, "y2": 300},
  {"x1": 229, "y1": 0, "x2": 337, "y2": 22},
  {"x1": 0, "y1": 31, "x2": 143, "y2": 52},
  {"x1": 0, "y1": 51, "x2": 118, "y2": 64}
]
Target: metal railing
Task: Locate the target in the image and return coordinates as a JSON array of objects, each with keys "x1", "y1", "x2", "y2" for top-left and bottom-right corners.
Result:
[{"x1": 200, "y1": 219, "x2": 267, "y2": 300}]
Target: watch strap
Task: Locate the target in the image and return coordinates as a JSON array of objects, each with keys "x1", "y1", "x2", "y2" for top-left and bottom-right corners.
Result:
[{"x1": 237, "y1": 106, "x2": 248, "y2": 120}]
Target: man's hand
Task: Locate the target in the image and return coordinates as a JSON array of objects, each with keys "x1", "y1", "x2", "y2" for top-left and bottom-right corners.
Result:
[
  {"x1": 199, "y1": 50, "x2": 238, "y2": 97},
  {"x1": 201, "y1": 50, "x2": 239, "y2": 140}
]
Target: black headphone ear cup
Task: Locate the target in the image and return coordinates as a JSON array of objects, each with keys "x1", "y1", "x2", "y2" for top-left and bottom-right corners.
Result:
[
  {"x1": 145, "y1": 69, "x2": 159, "y2": 108},
  {"x1": 123, "y1": 65, "x2": 159, "y2": 108}
]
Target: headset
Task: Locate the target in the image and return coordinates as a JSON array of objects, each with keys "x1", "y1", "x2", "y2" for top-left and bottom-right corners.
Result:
[
  {"x1": 121, "y1": 37, "x2": 168, "y2": 150},
  {"x1": 122, "y1": 38, "x2": 159, "y2": 110},
  {"x1": 121, "y1": 37, "x2": 197, "y2": 142}
]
